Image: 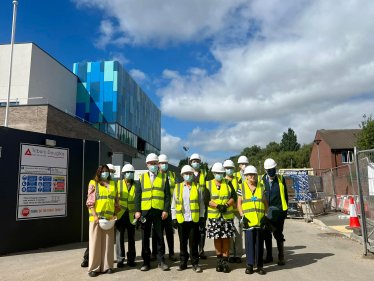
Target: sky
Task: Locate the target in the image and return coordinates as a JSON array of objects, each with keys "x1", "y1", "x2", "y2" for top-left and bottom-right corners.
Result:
[{"x1": 1, "y1": 0, "x2": 374, "y2": 166}]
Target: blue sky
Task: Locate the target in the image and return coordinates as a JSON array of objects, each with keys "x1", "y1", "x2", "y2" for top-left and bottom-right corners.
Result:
[{"x1": 1, "y1": 0, "x2": 374, "y2": 165}]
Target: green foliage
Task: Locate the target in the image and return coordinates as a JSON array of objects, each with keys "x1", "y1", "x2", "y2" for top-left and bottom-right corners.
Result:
[
  {"x1": 178, "y1": 157, "x2": 209, "y2": 171},
  {"x1": 355, "y1": 114, "x2": 374, "y2": 150},
  {"x1": 280, "y1": 128, "x2": 301, "y2": 151}
]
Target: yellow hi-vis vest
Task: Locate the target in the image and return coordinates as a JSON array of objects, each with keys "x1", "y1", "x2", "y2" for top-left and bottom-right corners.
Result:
[
  {"x1": 117, "y1": 179, "x2": 136, "y2": 225},
  {"x1": 175, "y1": 182, "x2": 200, "y2": 223},
  {"x1": 241, "y1": 181, "x2": 265, "y2": 227},
  {"x1": 168, "y1": 171, "x2": 176, "y2": 205},
  {"x1": 234, "y1": 171, "x2": 246, "y2": 184},
  {"x1": 88, "y1": 180, "x2": 116, "y2": 221},
  {"x1": 261, "y1": 175, "x2": 288, "y2": 211},
  {"x1": 226, "y1": 176, "x2": 243, "y2": 212},
  {"x1": 207, "y1": 179, "x2": 234, "y2": 220},
  {"x1": 194, "y1": 169, "x2": 207, "y2": 191},
  {"x1": 139, "y1": 172, "x2": 166, "y2": 211}
]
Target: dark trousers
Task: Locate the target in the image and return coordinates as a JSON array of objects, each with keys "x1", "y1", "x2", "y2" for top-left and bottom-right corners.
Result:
[
  {"x1": 116, "y1": 214, "x2": 136, "y2": 263},
  {"x1": 245, "y1": 228, "x2": 264, "y2": 267},
  {"x1": 152, "y1": 209, "x2": 174, "y2": 255},
  {"x1": 83, "y1": 245, "x2": 89, "y2": 260},
  {"x1": 197, "y1": 204, "x2": 208, "y2": 248},
  {"x1": 142, "y1": 208, "x2": 165, "y2": 263},
  {"x1": 178, "y1": 221, "x2": 200, "y2": 265},
  {"x1": 264, "y1": 212, "x2": 286, "y2": 258}
]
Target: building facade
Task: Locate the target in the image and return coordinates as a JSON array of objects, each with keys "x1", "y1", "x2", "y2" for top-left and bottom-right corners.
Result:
[{"x1": 73, "y1": 61, "x2": 161, "y2": 155}]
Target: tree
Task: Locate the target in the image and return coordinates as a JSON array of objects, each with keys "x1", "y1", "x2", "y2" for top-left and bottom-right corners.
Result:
[
  {"x1": 178, "y1": 157, "x2": 209, "y2": 171},
  {"x1": 279, "y1": 128, "x2": 301, "y2": 152},
  {"x1": 355, "y1": 114, "x2": 374, "y2": 150}
]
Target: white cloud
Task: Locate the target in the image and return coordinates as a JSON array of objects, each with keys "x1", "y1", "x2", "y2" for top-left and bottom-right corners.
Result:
[
  {"x1": 109, "y1": 52, "x2": 130, "y2": 65},
  {"x1": 129, "y1": 69, "x2": 148, "y2": 84}
]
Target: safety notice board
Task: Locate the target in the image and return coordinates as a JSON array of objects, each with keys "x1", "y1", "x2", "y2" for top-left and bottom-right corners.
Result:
[{"x1": 17, "y1": 144, "x2": 69, "y2": 220}]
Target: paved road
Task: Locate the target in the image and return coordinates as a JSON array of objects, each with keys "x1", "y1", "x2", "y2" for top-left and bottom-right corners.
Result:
[{"x1": 1, "y1": 220, "x2": 373, "y2": 281}]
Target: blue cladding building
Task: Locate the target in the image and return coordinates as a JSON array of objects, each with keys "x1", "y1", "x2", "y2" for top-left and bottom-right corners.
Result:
[{"x1": 73, "y1": 61, "x2": 161, "y2": 155}]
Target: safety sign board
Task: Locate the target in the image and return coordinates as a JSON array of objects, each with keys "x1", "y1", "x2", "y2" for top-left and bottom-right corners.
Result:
[{"x1": 17, "y1": 144, "x2": 69, "y2": 220}]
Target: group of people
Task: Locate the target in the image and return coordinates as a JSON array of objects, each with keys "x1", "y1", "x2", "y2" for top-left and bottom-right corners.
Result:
[{"x1": 81, "y1": 153, "x2": 288, "y2": 277}]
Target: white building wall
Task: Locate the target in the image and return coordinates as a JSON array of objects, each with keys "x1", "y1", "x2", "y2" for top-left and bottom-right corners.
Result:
[{"x1": 0, "y1": 43, "x2": 32, "y2": 105}]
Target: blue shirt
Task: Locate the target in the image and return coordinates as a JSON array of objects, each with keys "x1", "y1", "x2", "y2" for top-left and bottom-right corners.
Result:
[{"x1": 262, "y1": 174, "x2": 288, "y2": 212}]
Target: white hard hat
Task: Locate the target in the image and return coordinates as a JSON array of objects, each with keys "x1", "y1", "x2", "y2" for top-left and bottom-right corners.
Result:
[
  {"x1": 99, "y1": 218, "x2": 116, "y2": 230},
  {"x1": 106, "y1": 164, "x2": 115, "y2": 171},
  {"x1": 264, "y1": 158, "x2": 277, "y2": 169},
  {"x1": 146, "y1": 153, "x2": 159, "y2": 163},
  {"x1": 212, "y1": 162, "x2": 225, "y2": 173},
  {"x1": 223, "y1": 160, "x2": 235, "y2": 168},
  {"x1": 244, "y1": 165, "x2": 258, "y2": 175},
  {"x1": 181, "y1": 165, "x2": 194, "y2": 175},
  {"x1": 158, "y1": 154, "x2": 169, "y2": 163},
  {"x1": 238, "y1": 156, "x2": 249, "y2": 164},
  {"x1": 190, "y1": 153, "x2": 201, "y2": 161},
  {"x1": 122, "y1": 164, "x2": 135, "y2": 173}
]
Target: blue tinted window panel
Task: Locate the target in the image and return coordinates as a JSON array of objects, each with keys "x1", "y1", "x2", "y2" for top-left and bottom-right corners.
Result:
[
  {"x1": 91, "y1": 62, "x2": 100, "y2": 82},
  {"x1": 85, "y1": 113, "x2": 89, "y2": 121},
  {"x1": 113, "y1": 71, "x2": 118, "y2": 91},
  {"x1": 77, "y1": 63, "x2": 87, "y2": 83},
  {"x1": 89, "y1": 103, "x2": 100, "y2": 123},
  {"x1": 73, "y1": 63, "x2": 77, "y2": 75},
  {"x1": 104, "y1": 82, "x2": 113, "y2": 101},
  {"x1": 103, "y1": 102, "x2": 113, "y2": 122},
  {"x1": 90, "y1": 82, "x2": 100, "y2": 102},
  {"x1": 104, "y1": 61, "x2": 114, "y2": 81},
  {"x1": 77, "y1": 83, "x2": 86, "y2": 103},
  {"x1": 114, "y1": 61, "x2": 118, "y2": 71},
  {"x1": 87, "y1": 62, "x2": 91, "y2": 73},
  {"x1": 86, "y1": 74, "x2": 91, "y2": 92},
  {"x1": 76, "y1": 103, "x2": 85, "y2": 119},
  {"x1": 113, "y1": 91, "x2": 117, "y2": 110},
  {"x1": 99, "y1": 92, "x2": 104, "y2": 111},
  {"x1": 100, "y1": 61, "x2": 104, "y2": 72},
  {"x1": 100, "y1": 72, "x2": 104, "y2": 91}
]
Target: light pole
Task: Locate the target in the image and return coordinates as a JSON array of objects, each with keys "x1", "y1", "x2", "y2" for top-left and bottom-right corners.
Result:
[
  {"x1": 4, "y1": 1, "x2": 18, "y2": 127},
  {"x1": 289, "y1": 155, "x2": 294, "y2": 169},
  {"x1": 314, "y1": 139, "x2": 321, "y2": 175},
  {"x1": 183, "y1": 146, "x2": 190, "y2": 164}
]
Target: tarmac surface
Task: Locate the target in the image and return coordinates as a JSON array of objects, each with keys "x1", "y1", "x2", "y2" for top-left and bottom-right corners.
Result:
[{"x1": 1, "y1": 219, "x2": 373, "y2": 281}]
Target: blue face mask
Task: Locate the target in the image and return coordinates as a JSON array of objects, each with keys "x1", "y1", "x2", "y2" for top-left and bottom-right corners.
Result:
[
  {"x1": 226, "y1": 169, "x2": 234, "y2": 176},
  {"x1": 192, "y1": 163, "x2": 200, "y2": 169},
  {"x1": 161, "y1": 164, "x2": 168, "y2": 171},
  {"x1": 267, "y1": 169, "x2": 276, "y2": 177},
  {"x1": 215, "y1": 174, "x2": 224, "y2": 181},
  {"x1": 110, "y1": 173, "x2": 114, "y2": 179},
  {"x1": 149, "y1": 165, "x2": 158, "y2": 173},
  {"x1": 126, "y1": 172, "x2": 134, "y2": 179},
  {"x1": 184, "y1": 175, "x2": 193, "y2": 182},
  {"x1": 101, "y1": 172, "x2": 109, "y2": 179}
]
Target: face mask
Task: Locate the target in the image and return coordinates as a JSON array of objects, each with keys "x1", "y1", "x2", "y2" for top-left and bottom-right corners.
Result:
[
  {"x1": 101, "y1": 172, "x2": 109, "y2": 179},
  {"x1": 215, "y1": 174, "x2": 224, "y2": 181},
  {"x1": 149, "y1": 165, "x2": 158, "y2": 173},
  {"x1": 126, "y1": 172, "x2": 134, "y2": 179},
  {"x1": 226, "y1": 169, "x2": 234, "y2": 176},
  {"x1": 241, "y1": 165, "x2": 246, "y2": 171},
  {"x1": 110, "y1": 173, "x2": 114, "y2": 179},
  {"x1": 192, "y1": 163, "x2": 200, "y2": 169},
  {"x1": 267, "y1": 169, "x2": 276, "y2": 177},
  {"x1": 161, "y1": 164, "x2": 168, "y2": 171},
  {"x1": 184, "y1": 175, "x2": 193, "y2": 182}
]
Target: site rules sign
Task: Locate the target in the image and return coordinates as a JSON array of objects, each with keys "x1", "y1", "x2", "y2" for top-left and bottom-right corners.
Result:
[{"x1": 17, "y1": 144, "x2": 69, "y2": 220}]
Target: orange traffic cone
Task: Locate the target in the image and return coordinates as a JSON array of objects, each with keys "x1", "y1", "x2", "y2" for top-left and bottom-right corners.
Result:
[{"x1": 349, "y1": 197, "x2": 361, "y2": 228}]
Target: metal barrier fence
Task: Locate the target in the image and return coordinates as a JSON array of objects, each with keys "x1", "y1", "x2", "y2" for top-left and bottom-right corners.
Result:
[{"x1": 354, "y1": 147, "x2": 374, "y2": 255}]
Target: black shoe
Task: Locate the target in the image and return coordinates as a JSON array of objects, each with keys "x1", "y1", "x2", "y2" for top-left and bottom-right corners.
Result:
[
  {"x1": 88, "y1": 271, "x2": 98, "y2": 277},
  {"x1": 257, "y1": 267, "x2": 266, "y2": 275},
  {"x1": 245, "y1": 265, "x2": 254, "y2": 274},
  {"x1": 236, "y1": 257, "x2": 242, "y2": 263},
  {"x1": 277, "y1": 241, "x2": 286, "y2": 266},
  {"x1": 216, "y1": 259, "x2": 223, "y2": 272},
  {"x1": 199, "y1": 250, "x2": 207, "y2": 260},
  {"x1": 177, "y1": 263, "x2": 187, "y2": 271},
  {"x1": 81, "y1": 259, "x2": 89, "y2": 268},
  {"x1": 222, "y1": 260, "x2": 231, "y2": 273},
  {"x1": 127, "y1": 260, "x2": 136, "y2": 267},
  {"x1": 105, "y1": 268, "x2": 114, "y2": 274},
  {"x1": 140, "y1": 263, "x2": 150, "y2": 271},
  {"x1": 263, "y1": 256, "x2": 273, "y2": 263},
  {"x1": 193, "y1": 264, "x2": 202, "y2": 273},
  {"x1": 228, "y1": 257, "x2": 236, "y2": 263},
  {"x1": 158, "y1": 261, "x2": 170, "y2": 271},
  {"x1": 169, "y1": 254, "x2": 178, "y2": 261},
  {"x1": 278, "y1": 258, "x2": 285, "y2": 266},
  {"x1": 150, "y1": 254, "x2": 157, "y2": 261},
  {"x1": 117, "y1": 261, "x2": 124, "y2": 268}
]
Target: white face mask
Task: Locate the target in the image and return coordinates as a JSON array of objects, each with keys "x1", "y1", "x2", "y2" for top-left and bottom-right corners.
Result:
[{"x1": 241, "y1": 165, "x2": 246, "y2": 171}]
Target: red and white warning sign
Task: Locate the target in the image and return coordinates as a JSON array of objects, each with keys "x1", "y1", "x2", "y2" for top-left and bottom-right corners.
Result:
[
  {"x1": 25, "y1": 149, "x2": 32, "y2": 156},
  {"x1": 22, "y1": 207, "x2": 30, "y2": 217}
]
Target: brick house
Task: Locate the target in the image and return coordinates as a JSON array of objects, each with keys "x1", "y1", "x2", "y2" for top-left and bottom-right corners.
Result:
[{"x1": 310, "y1": 129, "x2": 361, "y2": 195}]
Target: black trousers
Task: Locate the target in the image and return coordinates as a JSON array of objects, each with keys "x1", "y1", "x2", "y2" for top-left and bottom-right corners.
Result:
[
  {"x1": 142, "y1": 208, "x2": 165, "y2": 263},
  {"x1": 197, "y1": 204, "x2": 208, "y2": 248},
  {"x1": 264, "y1": 212, "x2": 286, "y2": 258},
  {"x1": 245, "y1": 228, "x2": 264, "y2": 267},
  {"x1": 83, "y1": 245, "x2": 89, "y2": 260},
  {"x1": 116, "y1": 214, "x2": 136, "y2": 263},
  {"x1": 152, "y1": 209, "x2": 174, "y2": 255},
  {"x1": 178, "y1": 221, "x2": 200, "y2": 265}
]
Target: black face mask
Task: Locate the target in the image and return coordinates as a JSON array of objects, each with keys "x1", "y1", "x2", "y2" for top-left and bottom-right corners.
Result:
[{"x1": 267, "y1": 169, "x2": 276, "y2": 177}]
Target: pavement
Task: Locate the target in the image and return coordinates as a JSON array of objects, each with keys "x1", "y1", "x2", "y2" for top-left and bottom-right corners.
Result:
[
  {"x1": 1, "y1": 219, "x2": 374, "y2": 281},
  {"x1": 313, "y1": 211, "x2": 354, "y2": 233}
]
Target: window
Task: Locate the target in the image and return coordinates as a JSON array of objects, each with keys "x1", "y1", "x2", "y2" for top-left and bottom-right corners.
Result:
[{"x1": 342, "y1": 151, "x2": 354, "y2": 163}]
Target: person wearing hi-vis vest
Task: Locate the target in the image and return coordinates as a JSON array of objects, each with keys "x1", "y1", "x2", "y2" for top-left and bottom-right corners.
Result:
[
  {"x1": 115, "y1": 164, "x2": 137, "y2": 268},
  {"x1": 190, "y1": 153, "x2": 209, "y2": 259},
  {"x1": 134, "y1": 153, "x2": 171, "y2": 272},
  {"x1": 171, "y1": 165, "x2": 204, "y2": 273},
  {"x1": 234, "y1": 155, "x2": 249, "y2": 183},
  {"x1": 150, "y1": 154, "x2": 178, "y2": 262},
  {"x1": 261, "y1": 158, "x2": 288, "y2": 266},
  {"x1": 86, "y1": 165, "x2": 120, "y2": 277},
  {"x1": 237, "y1": 165, "x2": 268, "y2": 275},
  {"x1": 223, "y1": 159, "x2": 244, "y2": 263},
  {"x1": 204, "y1": 163, "x2": 237, "y2": 273}
]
